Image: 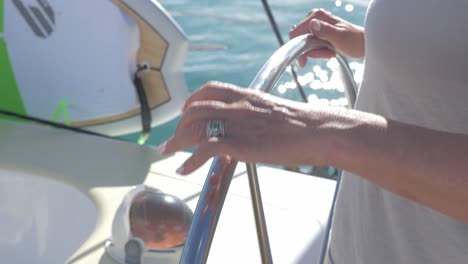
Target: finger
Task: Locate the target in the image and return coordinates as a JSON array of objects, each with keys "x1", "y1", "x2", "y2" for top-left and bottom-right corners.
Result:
[
  {"x1": 182, "y1": 81, "x2": 247, "y2": 112},
  {"x1": 302, "y1": 48, "x2": 336, "y2": 59},
  {"x1": 175, "y1": 138, "x2": 236, "y2": 175},
  {"x1": 289, "y1": 18, "x2": 312, "y2": 40},
  {"x1": 178, "y1": 101, "x2": 230, "y2": 132},
  {"x1": 289, "y1": 9, "x2": 340, "y2": 40},
  {"x1": 159, "y1": 102, "x2": 230, "y2": 155},
  {"x1": 305, "y1": 8, "x2": 320, "y2": 17},
  {"x1": 163, "y1": 102, "x2": 244, "y2": 155},
  {"x1": 298, "y1": 54, "x2": 307, "y2": 68},
  {"x1": 309, "y1": 19, "x2": 345, "y2": 44},
  {"x1": 178, "y1": 100, "x2": 269, "y2": 137},
  {"x1": 308, "y1": 9, "x2": 341, "y2": 24},
  {"x1": 159, "y1": 121, "x2": 205, "y2": 155},
  {"x1": 298, "y1": 42, "x2": 335, "y2": 67},
  {"x1": 162, "y1": 101, "x2": 254, "y2": 155},
  {"x1": 175, "y1": 145, "x2": 214, "y2": 175}
]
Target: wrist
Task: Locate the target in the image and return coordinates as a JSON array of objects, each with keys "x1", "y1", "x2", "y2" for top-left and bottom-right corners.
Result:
[
  {"x1": 350, "y1": 25, "x2": 365, "y2": 59},
  {"x1": 320, "y1": 109, "x2": 386, "y2": 170}
]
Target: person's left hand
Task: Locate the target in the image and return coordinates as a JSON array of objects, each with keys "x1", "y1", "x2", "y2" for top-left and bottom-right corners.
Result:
[{"x1": 157, "y1": 81, "x2": 334, "y2": 175}]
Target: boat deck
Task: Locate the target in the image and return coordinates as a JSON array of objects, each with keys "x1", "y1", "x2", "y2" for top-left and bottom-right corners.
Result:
[
  {"x1": 0, "y1": 120, "x2": 337, "y2": 263},
  {"x1": 70, "y1": 152, "x2": 336, "y2": 263}
]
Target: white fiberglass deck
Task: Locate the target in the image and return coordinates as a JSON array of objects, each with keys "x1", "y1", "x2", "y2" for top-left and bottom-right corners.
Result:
[
  {"x1": 149, "y1": 153, "x2": 336, "y2": 264},
  {"x1": 0, "y1": 120, "x2": 336, "y2": 263},
  {"x1": 69, "y1": 151, "x2": 336, "y2": 264}
]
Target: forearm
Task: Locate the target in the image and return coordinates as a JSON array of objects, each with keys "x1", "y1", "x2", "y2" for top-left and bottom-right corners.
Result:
[
  {"x1": 353, "y1": 26, "x2": 365, "y2": 59},
  {"x1": 324, "y1": 109, "x2": 468, "y2": 222}
]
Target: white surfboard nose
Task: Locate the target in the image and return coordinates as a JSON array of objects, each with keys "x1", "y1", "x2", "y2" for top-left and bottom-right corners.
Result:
[{"x1": 4, "y1": 0, "x2": 189, "y2": 136}]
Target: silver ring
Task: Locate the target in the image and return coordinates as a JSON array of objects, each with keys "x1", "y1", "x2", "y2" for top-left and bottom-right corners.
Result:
[{"x1": 206, "y1": 120, "x2": 225, "y2": 138}]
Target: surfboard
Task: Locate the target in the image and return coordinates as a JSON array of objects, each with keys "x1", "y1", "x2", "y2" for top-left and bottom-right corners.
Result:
[{"x1": 2, "y1": 0, "x2": 189, "y2": 136}]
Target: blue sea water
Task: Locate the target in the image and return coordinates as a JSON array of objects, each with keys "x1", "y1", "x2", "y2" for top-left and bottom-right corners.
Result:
[{"x1": 122, "y1": 0, "x2": 369, "y2": 146}]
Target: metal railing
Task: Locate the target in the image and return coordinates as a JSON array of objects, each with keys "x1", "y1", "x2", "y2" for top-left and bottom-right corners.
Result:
[{"x1": 180, "y1": 34, "x2": 357, "y2": 264}]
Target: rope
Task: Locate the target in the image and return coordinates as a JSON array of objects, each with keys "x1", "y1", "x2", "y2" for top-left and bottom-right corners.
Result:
[{"x1": 134, "y1": 64, "x2": 156, "y2": 145}]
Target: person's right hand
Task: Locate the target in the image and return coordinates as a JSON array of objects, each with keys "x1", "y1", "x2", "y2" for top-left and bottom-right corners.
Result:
[{"x1": 289, "y1": 8, "x2": 365, "y2": 67}]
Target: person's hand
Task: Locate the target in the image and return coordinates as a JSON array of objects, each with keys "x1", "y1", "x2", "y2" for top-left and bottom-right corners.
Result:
[
  {"x1": 157, "y1": 82, "x2": 335, "y2": 175},
  {"x1": 289, "y1": 8, "x2": 365, "y2": 67}
]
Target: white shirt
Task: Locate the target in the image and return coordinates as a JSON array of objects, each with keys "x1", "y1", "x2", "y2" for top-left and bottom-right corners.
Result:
[{"x1": 329, "y1": 0, "x2": 468, "y2": 263}]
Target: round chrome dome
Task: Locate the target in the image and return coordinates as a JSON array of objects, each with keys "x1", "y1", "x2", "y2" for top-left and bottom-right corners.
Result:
[
  {"x1": 129, "y1": 189, "x2": 193, "y2": 249},
  {"x1": 106, "y1": 185, "x2": 193, "y2": 263}
]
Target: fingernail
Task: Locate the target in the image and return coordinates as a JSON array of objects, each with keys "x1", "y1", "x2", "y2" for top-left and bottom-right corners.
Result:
[
  {"x1": 312, "y1": 19, "x2": 321, "y2": 32},
  {"x1": 176, "y1": 165, "x2": 185, "y2": 175},
  {"x1": 156, "y1": 141, "x2": 167, "y2": 155}
]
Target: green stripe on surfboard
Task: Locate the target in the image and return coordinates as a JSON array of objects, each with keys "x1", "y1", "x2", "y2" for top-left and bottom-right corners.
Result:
[
  {"x1": 52, "y1": 100, "x2": 71, "y2": 125},
  {"x1": 0, "y1": 38, "x2": 27, "y2": 121}
]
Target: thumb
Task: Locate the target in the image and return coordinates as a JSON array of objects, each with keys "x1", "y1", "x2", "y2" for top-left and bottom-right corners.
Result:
[{"x1": 309, "y1": 19, "x2": 343, "y2": 44}]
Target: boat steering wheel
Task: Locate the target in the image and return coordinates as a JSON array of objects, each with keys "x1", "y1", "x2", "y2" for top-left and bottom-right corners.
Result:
[{"x1": 181, "y1": 34, "x2": 357, "y2": 264}]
